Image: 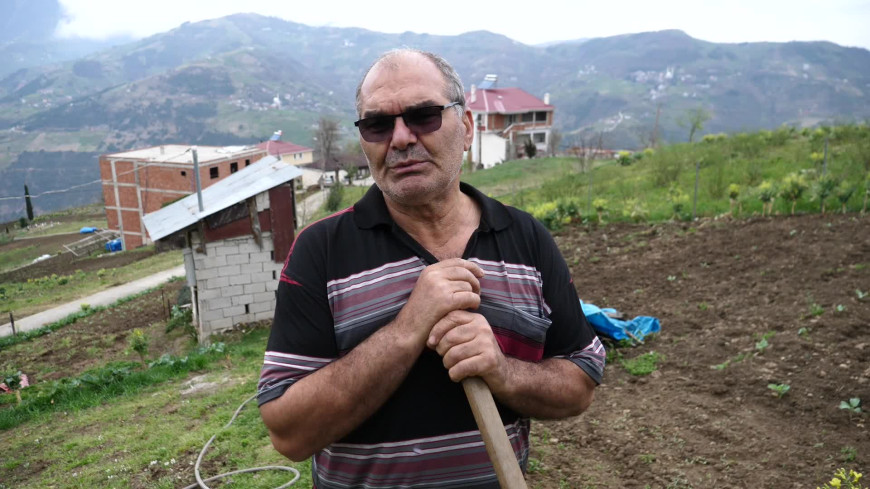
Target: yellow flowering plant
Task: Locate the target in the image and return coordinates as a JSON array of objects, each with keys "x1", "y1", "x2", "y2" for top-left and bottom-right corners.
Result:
[{"x1": 818, "y1": 468, "x2": 866, "y2": 489}]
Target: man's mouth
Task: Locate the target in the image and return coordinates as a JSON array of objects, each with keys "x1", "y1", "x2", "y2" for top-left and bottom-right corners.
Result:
[{"x1": 390, "y1": 160, "x2": 428, "y2": 174}]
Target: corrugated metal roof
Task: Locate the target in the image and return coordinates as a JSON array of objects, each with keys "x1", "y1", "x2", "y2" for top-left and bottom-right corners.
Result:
[{"x1": 142, "y1": 155, "x2": 302, "y2": 242}]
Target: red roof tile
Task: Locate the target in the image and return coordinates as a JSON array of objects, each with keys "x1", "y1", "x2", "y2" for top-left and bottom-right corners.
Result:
[
  {"x1": 256, "y1": 140, "x2": 313, "y2": 156},
  {"x1": 464, "y1": 87, "x2": 552, "y2": 114}
]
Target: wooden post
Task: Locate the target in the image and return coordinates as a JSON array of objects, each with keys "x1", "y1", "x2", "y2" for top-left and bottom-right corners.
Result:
[
  {"x1": 462, "y1": 377, "x2": 528, "y2": 488},
  {"x1": 693, "y1": 161, "x2": 701, "y2": 220},
  {"x1": 9, "y1": 312, "x2": 14, "y2": 335}
]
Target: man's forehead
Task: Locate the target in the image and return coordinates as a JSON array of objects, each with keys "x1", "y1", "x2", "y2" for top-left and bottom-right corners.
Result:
[{"x1": 359, "y1": 53, "x2": 444, "y2": 109}]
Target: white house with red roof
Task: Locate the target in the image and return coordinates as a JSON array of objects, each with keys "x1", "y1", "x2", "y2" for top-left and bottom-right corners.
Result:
[
  {"x1": 464, "y1": 75, "x2": 554, "y2": 168},
  {"x1": 256, "y1": 130, "x2": 318, "y2": 188}
]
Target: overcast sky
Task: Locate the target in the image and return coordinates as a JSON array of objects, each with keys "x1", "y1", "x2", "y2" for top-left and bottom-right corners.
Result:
[{"x1": 55, "y1": 0, "x2": 870, "y2": 50}]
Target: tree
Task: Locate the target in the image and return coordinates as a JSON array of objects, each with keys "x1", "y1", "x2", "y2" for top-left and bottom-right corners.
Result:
[
  {"x1": 679, "y1": 107, "x2": 712, "y2": 143},
  {"x1": 315, "y1": 118, "x2": 340, "y2": 172},
  {"x1": 24, "y1": 185, "x2": 33, "y2": 222},
  {"x1": 523, "y1": 139, "x2": 537, "y2": 158},
  {"x1": 636, "y1": 102, "x2": 663, "y2": 149},
  {"x1": 547, "y1": 129, "x2": 563, "y2": 157}
]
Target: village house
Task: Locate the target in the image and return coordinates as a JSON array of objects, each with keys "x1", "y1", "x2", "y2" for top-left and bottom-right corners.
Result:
[
  {"x1": 99, "y1": 144, "x2": 267, "y2": 249},
  {"x1": 255, "y1": 130, "x2": 314, "y2": 167},
  {"x1": 465, "y1": 74, "x2": 554, "y2": 168},
  {"x1": 141, "y1": 156, "x2": 302, "y2": 342}
]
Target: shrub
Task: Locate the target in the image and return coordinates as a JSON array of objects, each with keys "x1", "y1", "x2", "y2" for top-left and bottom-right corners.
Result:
[
  {"x1": 128, "y1": 329, "x2": 150, "y2": 367},
  {"x1": 325, "y1": 180, "x2": 345, "y2": 212},
  {"x1": 813, "y1": 175, "x2": 839, "y2": 214},
  {"x1": 780, "y1": 173, "x2": 808, "y2": 215},
  {"x1": 166, "y1": 305, "x2": 197, "y2": 342}
]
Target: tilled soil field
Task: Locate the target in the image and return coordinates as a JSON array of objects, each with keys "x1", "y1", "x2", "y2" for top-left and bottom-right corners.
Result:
[{"x1": 528, "y1": 213, "x2": 869, "y2": 488}]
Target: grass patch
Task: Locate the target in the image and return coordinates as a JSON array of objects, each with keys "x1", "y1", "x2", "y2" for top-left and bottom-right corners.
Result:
[
  {"x1": 0, "y1": 326, "x2": 311, "y2": 489},
  {"x1": 1, "y1": 248, "x2": 183, "y2": 317},
  {"x1": 620, "y1": 351, "x2": 664, "y2": 376},
  {"x1": 0, "y1": 279, "x2": 176, "y2": 351}
]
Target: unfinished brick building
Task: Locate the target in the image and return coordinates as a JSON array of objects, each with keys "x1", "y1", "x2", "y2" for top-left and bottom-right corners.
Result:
[{"x1": 99, "y1": 144, "x2": 267, "y2": 249}]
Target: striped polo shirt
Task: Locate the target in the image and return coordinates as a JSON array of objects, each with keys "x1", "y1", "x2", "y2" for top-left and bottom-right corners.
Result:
[{"x1": 258, "y1": 182, "x2": 605, "y2": 488}]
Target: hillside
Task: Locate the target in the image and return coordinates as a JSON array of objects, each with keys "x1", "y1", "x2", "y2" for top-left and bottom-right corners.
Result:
[{"x1": 1, "y1": 14, "x2": 869, "y2": 220}]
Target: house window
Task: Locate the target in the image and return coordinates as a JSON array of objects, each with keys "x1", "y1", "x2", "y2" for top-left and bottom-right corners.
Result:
[
  {"x1": 535, "y1": 111, "x2": 548, "y2": 122},
  {"x1": 245, "y1": 159, "x2": 250, "y2": 166},
  {"x1": 180, "y1": 170, "x2": 187, "y2": 177},
  {"x1": 521, "y1": 112, "x2": 534, "y2": 122},
  {"x1": 533, "y1": 132, "x2": 546, "y2": 143},
  {"x1": 209, "y1": 167, "x2": 219, "y2": 179},
  {"x1": 230, "y1": 162, "x2": 238, "y2": 173}
]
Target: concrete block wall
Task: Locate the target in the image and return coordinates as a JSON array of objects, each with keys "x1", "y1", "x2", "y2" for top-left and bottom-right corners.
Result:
[{"x1": 190, "y1": 233, "x2": 283, "y2": 341}]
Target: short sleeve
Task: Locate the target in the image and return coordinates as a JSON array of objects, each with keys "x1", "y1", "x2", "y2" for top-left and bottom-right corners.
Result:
[
  {"x1": 256, "y1": 226, "x2": 338, "y2": 406},
  {"x1": 533, "y1": 219, "x2": 606, "y2": 384}
]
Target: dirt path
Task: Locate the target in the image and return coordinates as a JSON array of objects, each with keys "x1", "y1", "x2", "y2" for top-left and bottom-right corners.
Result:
[{"x1": 0, "y1": 265, "x2": 185, "y2": 338}]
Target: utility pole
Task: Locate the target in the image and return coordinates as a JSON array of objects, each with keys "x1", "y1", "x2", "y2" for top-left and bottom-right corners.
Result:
[{"x1": 192, "y1": 147, "x2": 204, "y2": 213}]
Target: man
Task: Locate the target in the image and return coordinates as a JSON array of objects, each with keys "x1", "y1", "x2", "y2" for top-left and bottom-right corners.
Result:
[{"x1": 258, "y1": 49, "x2": 604, "y2": 488}]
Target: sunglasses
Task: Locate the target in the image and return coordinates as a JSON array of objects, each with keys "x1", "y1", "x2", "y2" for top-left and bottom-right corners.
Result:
[{"x1": 354, "y1": 102, "x2": 462, "y2": 143}]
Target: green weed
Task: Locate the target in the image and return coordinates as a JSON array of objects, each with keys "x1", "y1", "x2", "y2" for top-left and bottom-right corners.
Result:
[{"x1": 620, "y1": 351, "x2": 664, "y2": 376}]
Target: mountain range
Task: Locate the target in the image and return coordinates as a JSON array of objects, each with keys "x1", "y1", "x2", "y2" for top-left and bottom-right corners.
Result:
[{"x1": 1, "y1": 10, "x2": 869, "y2": 221}]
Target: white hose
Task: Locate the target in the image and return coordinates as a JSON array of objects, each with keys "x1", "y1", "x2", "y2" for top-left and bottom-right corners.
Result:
[{"x1": 181, "y1": 393, "x2": 300, "y2": 489}]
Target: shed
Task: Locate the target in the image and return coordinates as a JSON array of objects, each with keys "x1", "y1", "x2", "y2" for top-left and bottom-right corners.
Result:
[{"x1": 142, "y1": 156, "x2": 303, "y2": 342}]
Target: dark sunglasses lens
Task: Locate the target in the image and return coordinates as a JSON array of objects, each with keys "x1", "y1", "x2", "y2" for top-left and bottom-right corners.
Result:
[
  {"x1": 358, "y1": 117, "x2": 395, "y2": 142},
  {"x1": 403, "y1": 106, "x2": 444, "y2": 134}
]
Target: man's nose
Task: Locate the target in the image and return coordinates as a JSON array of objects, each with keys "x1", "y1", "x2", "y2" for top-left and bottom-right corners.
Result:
[{"x1": 390, "y1": 116, "x2": 417, "y2": 150}]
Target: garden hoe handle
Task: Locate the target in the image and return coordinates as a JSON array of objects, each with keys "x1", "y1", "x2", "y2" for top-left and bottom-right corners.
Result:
[{"x1": 462, "y1": 377, "x2": 529, "y2": 489}]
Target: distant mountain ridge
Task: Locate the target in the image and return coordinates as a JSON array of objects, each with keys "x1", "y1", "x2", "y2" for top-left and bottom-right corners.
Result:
[{"x1": 0, "y1": 13, "x2": 869, "y2": 220}]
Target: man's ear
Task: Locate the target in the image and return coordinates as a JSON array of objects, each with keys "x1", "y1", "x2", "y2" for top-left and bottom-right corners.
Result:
[{"x1": 462, "y1": 109, "x2": 474, "y2": 152}]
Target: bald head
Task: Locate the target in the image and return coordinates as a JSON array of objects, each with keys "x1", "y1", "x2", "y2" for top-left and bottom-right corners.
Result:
[{"x1": 355, "y1": 49, "x2": 466, "y2": 116}]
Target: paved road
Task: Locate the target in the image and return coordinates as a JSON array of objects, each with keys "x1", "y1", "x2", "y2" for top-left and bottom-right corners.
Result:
[{"x1": 0, "y1": 265, "x2": 185, "y2": 338}]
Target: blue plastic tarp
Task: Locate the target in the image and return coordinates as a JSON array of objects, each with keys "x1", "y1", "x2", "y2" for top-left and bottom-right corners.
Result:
[
  {"x1": 581, "y1": 300, "x2": 661, "y2": 343},
  {"x1": 80, "y1": 227, "x2": 97, "y2": 234}
]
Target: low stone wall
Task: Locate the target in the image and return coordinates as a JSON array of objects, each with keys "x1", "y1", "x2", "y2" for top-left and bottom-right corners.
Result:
[{"x1": 185, "y1": 233, "x2": 282, "y2": 341}]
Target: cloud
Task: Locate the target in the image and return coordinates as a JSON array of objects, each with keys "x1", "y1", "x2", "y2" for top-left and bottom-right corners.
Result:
[{"x1": 54, "y1": 0, "x2": 870, "y2": 48}]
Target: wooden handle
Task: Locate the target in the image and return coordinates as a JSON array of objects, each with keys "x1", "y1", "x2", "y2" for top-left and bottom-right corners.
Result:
[{"x1": 462, "y1": 377, "x2": 529, "y2": 489}]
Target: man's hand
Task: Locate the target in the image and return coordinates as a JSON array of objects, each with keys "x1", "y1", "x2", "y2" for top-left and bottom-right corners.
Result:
[
  {"x1": 397, "y1": 258, "x2": 485, "y2": 343},
  {"x1": 427, "y1": 310, "x2": 508, "y2": 388},
  {"x1": 427, "y1": 309, "x2": 596, "y2": 420}
]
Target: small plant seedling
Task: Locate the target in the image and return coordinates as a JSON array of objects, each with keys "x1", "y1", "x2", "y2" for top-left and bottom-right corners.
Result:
[
  {"x1": 836, "y1": 304, "x2": 847, "y2": 313},
  {"x1": 639, "y1": 453, "x2": 656, "y2": 464},
  {"x1": 755, "y1": 338, "x2": 769, "y2": 352},
  {"x1": 698, "y1": 302, "x2": 708, "y2": 311},
  {"x1": 767, "y1": 383, "x2": 790, "y2": 398},
  {"x1": 839, "y1": 397, "x2": 862, "y2": 414},
  {"x1": 667, "y1": 275, "x2": 677, "y2": 282},
  {"x1": 809, "y1": 303, "x2": 824, "y2": 317},
  {"x1": 797, "y1": 327, "x2": 810, "y2": 338},
  {"x1": 620, "y1": 351, "x2": 664, "y2": 376},
  {"x1": 857, "y1": 289, "x2": 868, "y2": 300},
  {"x1": 840, "y1": 446, "x2": 857, "y2": 463}
]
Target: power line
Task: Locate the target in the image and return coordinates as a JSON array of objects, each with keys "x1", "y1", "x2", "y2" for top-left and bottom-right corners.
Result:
[{"x1": 0, "y1": 148, "x2": 194, "y2": 201}]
